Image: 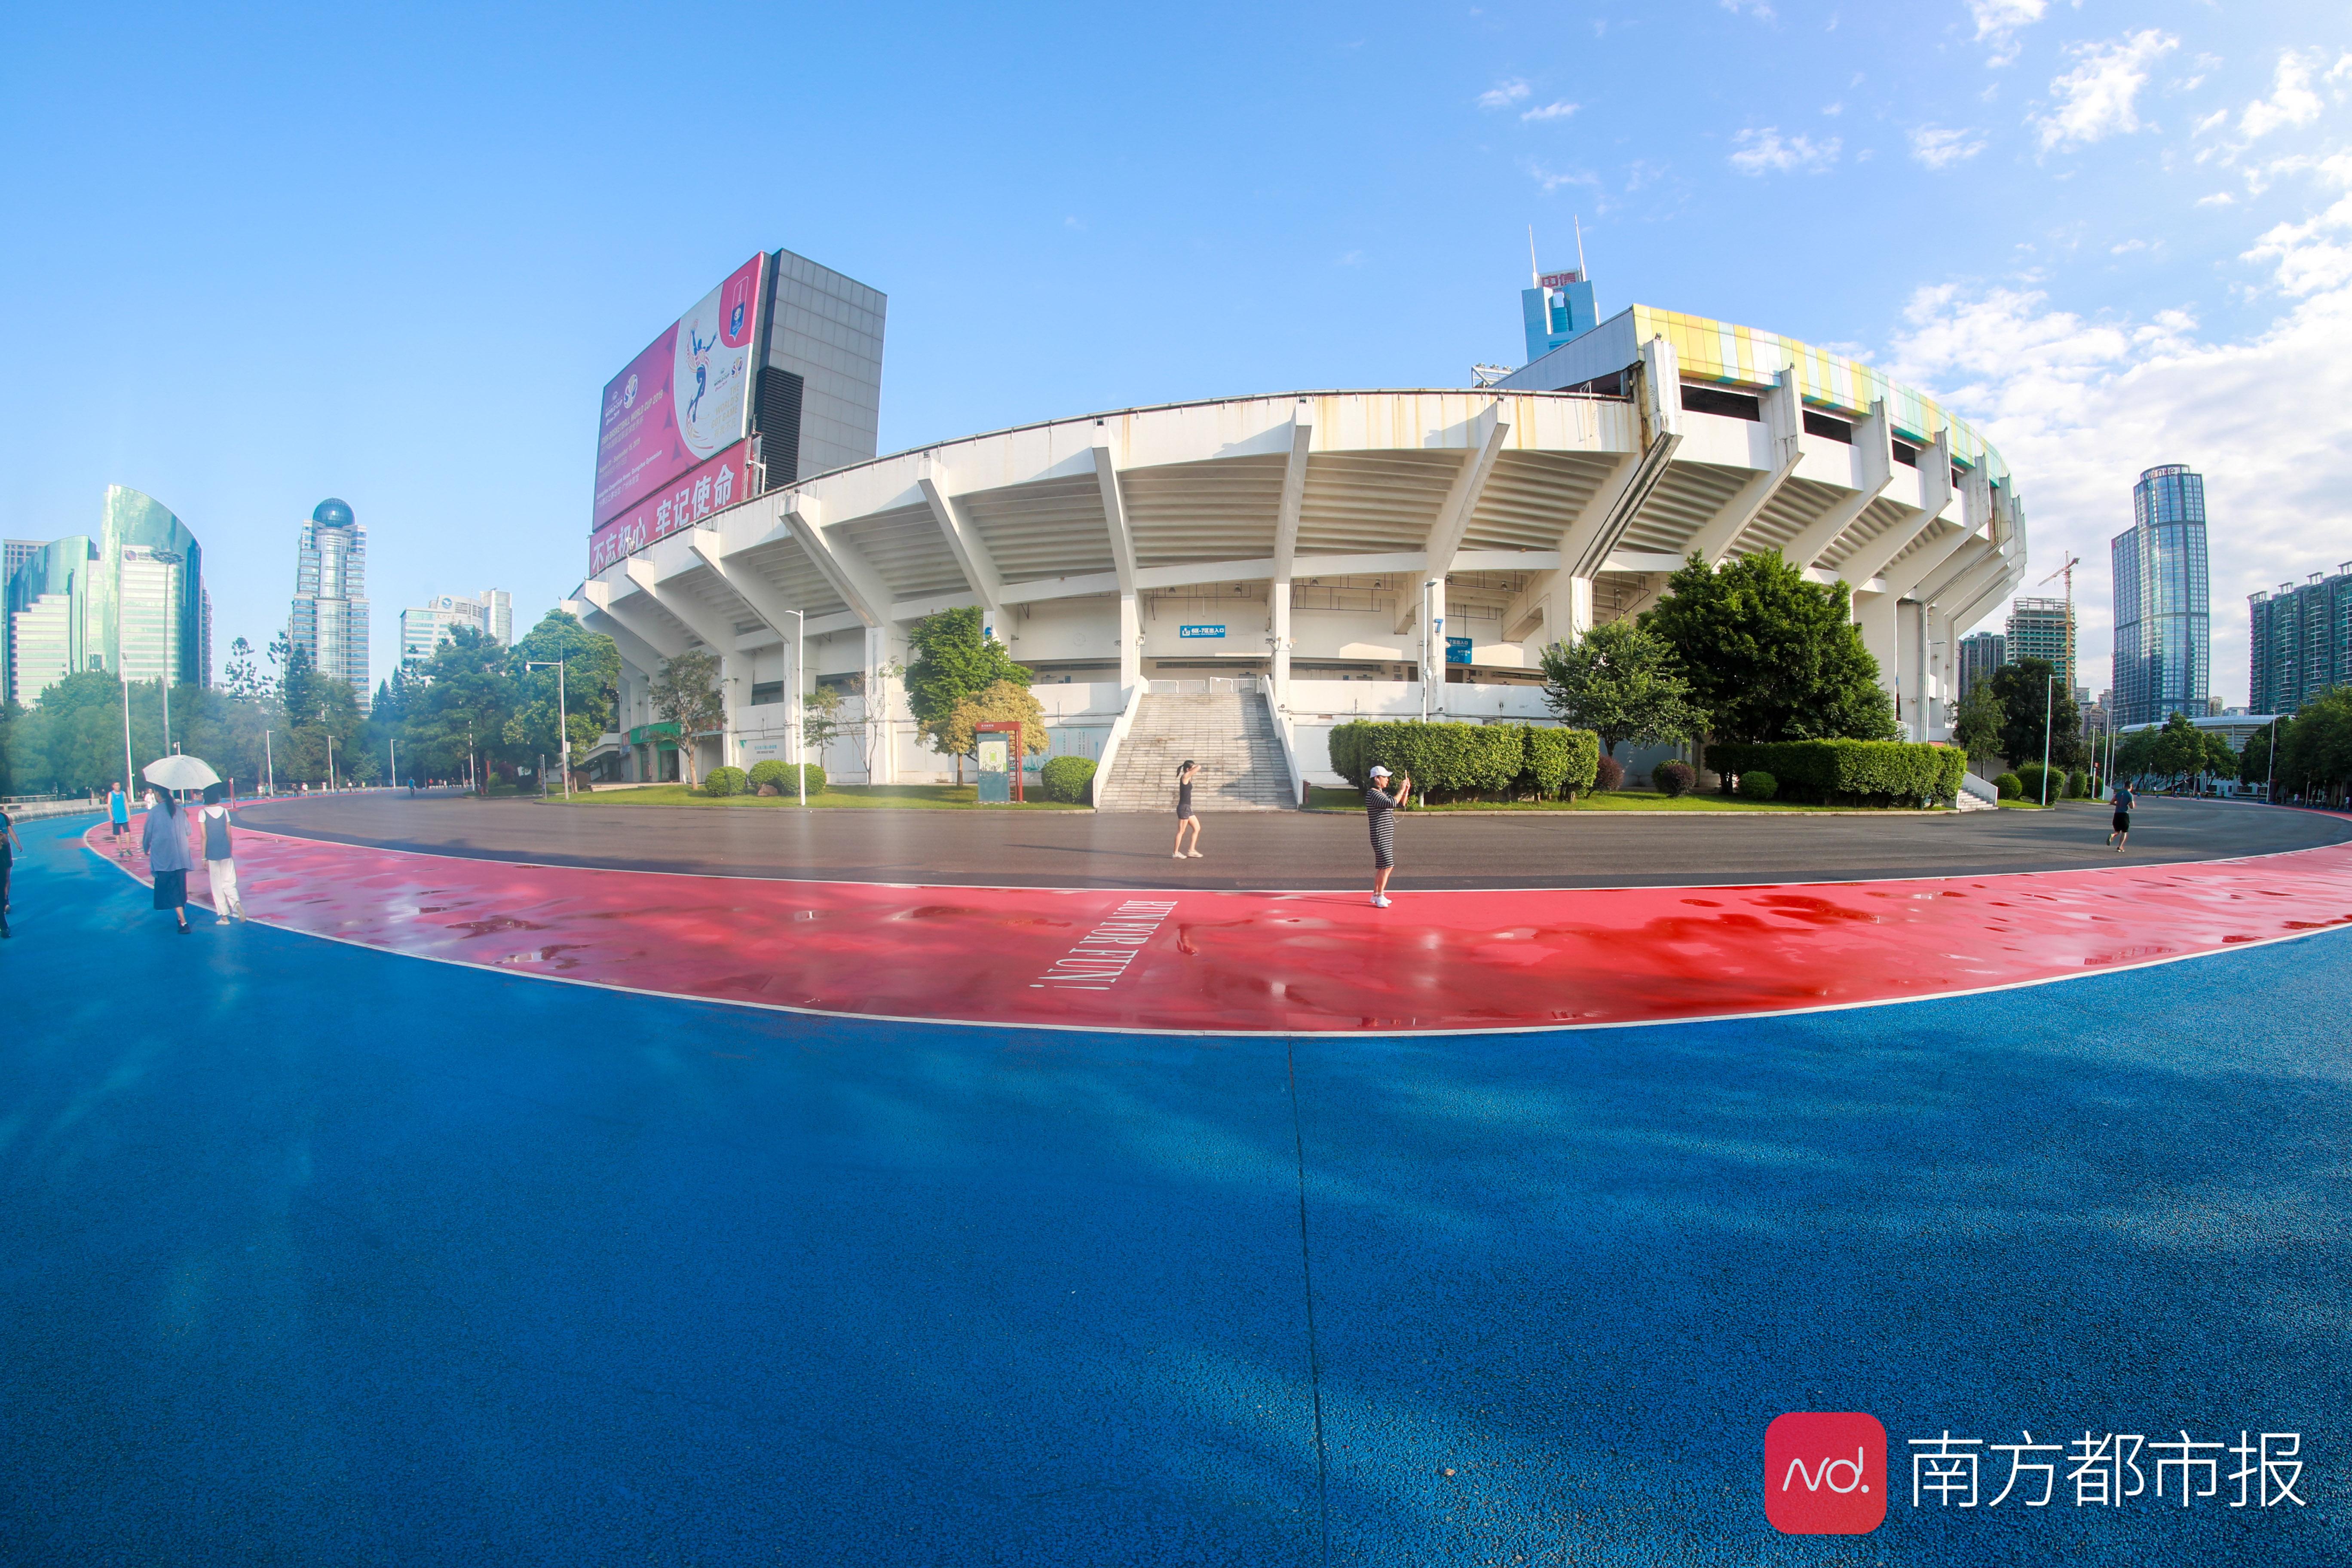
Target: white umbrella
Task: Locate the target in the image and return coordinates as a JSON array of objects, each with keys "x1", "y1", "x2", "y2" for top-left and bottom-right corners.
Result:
[{"x1": 142, "y1": 754, "x2": 222, "y2": 792}]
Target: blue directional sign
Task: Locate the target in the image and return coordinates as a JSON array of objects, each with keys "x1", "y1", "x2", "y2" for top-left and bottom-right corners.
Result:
[{"x1": 1178, "y1": 625, "x2": 1226, "y2": 639}]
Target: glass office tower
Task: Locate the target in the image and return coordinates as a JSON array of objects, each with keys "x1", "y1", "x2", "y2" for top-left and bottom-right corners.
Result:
[
  {"x1": 2110, "y1": 464, "x2": 2211, "y2": 727},
  {"x1": 290, "y1": 497, "x2": 370, "y2": 710},
  {"x1": 3, "y1": 487, "x2": 206, "y2": 705}
]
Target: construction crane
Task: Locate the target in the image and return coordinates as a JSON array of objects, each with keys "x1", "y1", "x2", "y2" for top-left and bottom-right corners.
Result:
[{"x1": 2038, "y1": 552, "x2": 2082, "y2": 699}]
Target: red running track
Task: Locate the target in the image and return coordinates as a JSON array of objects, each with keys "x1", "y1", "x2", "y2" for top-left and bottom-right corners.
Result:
[{"x1": 90, "y1": 818, "x2": 2352, "y2": 1034}]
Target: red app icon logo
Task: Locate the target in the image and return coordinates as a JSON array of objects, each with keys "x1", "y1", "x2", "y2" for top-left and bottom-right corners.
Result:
[{"x1": 1765, "y1": 1412, "x2": 1887, "y2": 1534}]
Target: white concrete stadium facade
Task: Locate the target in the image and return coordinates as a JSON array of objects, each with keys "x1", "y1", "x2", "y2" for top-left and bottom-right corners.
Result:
[{"x1": 568, "y1": 329, "x2": 2026, "y2": 787}]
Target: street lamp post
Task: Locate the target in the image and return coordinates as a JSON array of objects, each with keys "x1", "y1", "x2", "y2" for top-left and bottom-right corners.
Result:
[
  {"x1": 264, "y1": 729, "x2": 275, "y2": 795},
  {"x1": 774, "y1": 609, "x2": 805, "y2": 806},
  {"x1": 323, "y1": 707, "x2": 336, "y2": 792},
  {"x1": 2263, "y1": 718, "x2": 2278, "y2": 805},
  {"x1": 120, "y1": 669, "x2": 135, "y2": 802},
  {"x1": 525, "y1": 659, "x2": 571, "y2": 801}
]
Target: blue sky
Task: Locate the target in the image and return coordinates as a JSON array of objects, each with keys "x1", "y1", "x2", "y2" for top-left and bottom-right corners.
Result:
[{"x1": 4, "y1": 0, "x2": 2349, "y2": 703}]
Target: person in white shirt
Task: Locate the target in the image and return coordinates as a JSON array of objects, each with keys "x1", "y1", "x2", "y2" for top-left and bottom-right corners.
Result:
[{"x1": 199, "y1": 782, "x2": 244, "y2": 922}]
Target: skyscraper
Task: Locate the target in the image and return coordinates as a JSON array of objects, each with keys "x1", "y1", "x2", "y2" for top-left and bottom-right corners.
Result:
[
  {"x1": 290, "y1": 497, "x2": 369, "y2": 710},
  {"x1": 399, "y1": 589, "x2": 513, "y2": 665},
  {"x1": 2249, "y1": 563, "x2": 2352, "y2": 716},
  {"x1": 1957, "y1": 631, "x2": 2006, "y2": 702},
  {"x1": 3, "y1": 487, "x2": 205, "y2": 706},
  {"x1": 2110, "y1": 464, "x2": 2211, "y2": 727},
  {"x1": 1521, "y1": 266, "x2": 1599, "y2": 364},
  {"x1": 2006, "y1": 598, "x2": 2074, "y2": 694}
]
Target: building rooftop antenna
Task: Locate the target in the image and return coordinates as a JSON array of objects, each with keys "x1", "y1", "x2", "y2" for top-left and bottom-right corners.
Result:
[
  {"x1": 1574, "y1": 214, "x2": 1587, "y2": 281},
  {"x1": 1527, "y1": 225, "x2": 1539, "y2": 287}
]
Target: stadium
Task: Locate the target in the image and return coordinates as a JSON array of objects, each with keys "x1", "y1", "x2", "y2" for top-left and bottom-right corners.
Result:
[{"x1": 569, "y1": 300, "x2": 2027, "y2": 802}]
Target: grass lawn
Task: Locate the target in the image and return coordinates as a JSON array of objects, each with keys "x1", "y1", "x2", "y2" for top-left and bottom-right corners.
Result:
[
  {"x1": 545, "y1": 783, "x2": 1090, "y2": 811},
  {"x1": 1302, "y1": 785, "x2": 1947, "y2": 814}
]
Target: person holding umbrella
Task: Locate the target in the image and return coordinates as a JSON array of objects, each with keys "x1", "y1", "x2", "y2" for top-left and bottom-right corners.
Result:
[
  {"x1": 139, "y1": 755, "x2": 224, "y2": 934},
  {"x1": 140, "y1": 787, "x2": 198, "y2": 934}
]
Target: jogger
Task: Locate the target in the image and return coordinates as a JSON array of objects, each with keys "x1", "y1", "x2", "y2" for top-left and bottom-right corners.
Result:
[{"x1": 2107, "y1": 782, "x2": 2135, "y2": 853}]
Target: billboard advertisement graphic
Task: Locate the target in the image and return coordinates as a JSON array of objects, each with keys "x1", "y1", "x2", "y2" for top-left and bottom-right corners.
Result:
[
  {"x1": 587, "y1": 440, "x2": 758, "y2": 577},
  {"x1": 593, "y1": 254, "x2": 765, "y2": 529}
]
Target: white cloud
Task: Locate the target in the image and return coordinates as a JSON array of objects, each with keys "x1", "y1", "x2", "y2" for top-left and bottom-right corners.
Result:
[
  {"x1": 1521, "y1": 101, "x2": 1579, "y2": 122},
  {"x1": 2196, "y1": 191, "x2": 2236, "y2": 207},
  {"x1": 2110, "y1": 239, "x2": 2150, "y2": 254},
  {"x1": 1720, "y1": 0, "x2": 1775, "y2": 19},
  {"x1": 2192, "y1": 108, "x2": 2230, "y2": 135},
  {"x1": 1822, "y1": 101, "x2": 1844, "y2": 116},
  {"x1": 1477, "y1": 79, "x2": 1530, "y2": 110},
  {"x1": 2240, "y1": 50, "x2": 2329, "y2": 141},
  {"x1": 1728, "y1": 127, "x2": 1841, "y2": 175},
  {"x1": 1910, "y1": 125, "x2": 1988, "y2": 169},
  {"x1": 2035, "y1": 30, "x2": 2178, "y2": 152},
  {"x1": 1884, "y1": 164, "x2": 2352, "y2": 703},
  {"x1": 1970, "y1": 0, "x2": 2046, "y2": 68},
  {"x1": 1526, "y1": 161, "x2": 1600, "y2": 193}
]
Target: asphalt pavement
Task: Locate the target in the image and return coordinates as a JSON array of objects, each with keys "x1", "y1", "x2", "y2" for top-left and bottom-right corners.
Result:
[{"x1": 233, "y1": 790, "x2": 2350, "y2": 890}]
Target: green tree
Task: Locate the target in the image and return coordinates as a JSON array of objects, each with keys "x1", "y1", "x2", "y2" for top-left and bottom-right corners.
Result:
[
  {"x1": 2241, "y1": 719, "x2": 2283, "y2": 787},
  {"x1": 1988, "y1": 658, "x2": 2082, "y2": 772},
  {"x1": 1639, "y1": 550, "x2": 1897, "y2": 745},
  {"x1": 1538, "y1": 619, "x2": 1707, "y2": 758},
  {"x1": 1953, "y1": 682, "x2": 2004, "y2": 773},
  {"x1": 2278, "y1": 687, "x2": 2352, "y2": 798},
  {"x1": 2148, "y1": 710, "x2": 2206, "y2": 784},
  {"x1": 401, "y1": 625, "x2": 518, "y2": 790},
  {"x1": 222, "y1": 637, "x2": 265, "y2": 699},
  {"x1": 906, "y1": 606, "x2": 1029, "y2": 781},
  {"x1": 649, "y1": 648, "x2": 725, "y2": 787},
  {"x1": 935, "y1": 680, "x2": 1052, "y2": 762},
  {"x1": 277, "y1": 642, "x2": 370, "y2": 785},
  {"x1": 504, "y1": 610, "x2": 620, "y2": 778}
]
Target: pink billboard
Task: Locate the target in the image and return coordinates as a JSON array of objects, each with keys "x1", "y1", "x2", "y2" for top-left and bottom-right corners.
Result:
[
  {"x1": 592, "y1": 254, "x2": 766, "y2": 528},
  {"x1": 587, "y1": 440, "x2": 760, "y2": 576}
]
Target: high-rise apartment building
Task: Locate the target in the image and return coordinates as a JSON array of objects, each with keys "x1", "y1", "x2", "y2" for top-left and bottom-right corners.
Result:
[
  {"x1": 3, "y1": 539, "x2": 43, "y2": 588},
  {"x1": 2249, "y1": 562, "x2": 2352, "y2": 716},
  {"x1": 289, "y1": 497, "x2": 369, "y2": 710},
  {"x1": 1957, "y1": 631, "x2": 2006, "y2": 702},
  {"x1": 2110, "y1": 464, "x2": 2211, "y2": 727},
  {"x1": 3, "y1": 487, "x2": 205, "y2": 706},
  {"x1": 399, "y1": 589, "x2": 513, "y2": 665},
  {"x1": 2006, "y1": 598, "x2": 2074, "y2": 694}
]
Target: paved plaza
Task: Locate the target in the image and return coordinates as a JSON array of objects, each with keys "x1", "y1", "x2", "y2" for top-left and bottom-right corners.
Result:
[{"x1": 1, "y1": 802, "x2": 2346, "y2": 1564}]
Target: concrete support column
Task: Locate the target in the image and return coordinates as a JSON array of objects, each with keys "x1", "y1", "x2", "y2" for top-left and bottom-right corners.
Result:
[
  {"x1": 1564, "y1": 576, "x2": 1596, "y2": 643},
  {"x1": 1925, "y1": 606, "x2": 1956, "y2": 740},
  {"x1": 864, "y1": 624, "x2": 897, "y2": 785},
  {"x1": 1421, "y1": 576, "x2": 1448, "y2": 717},
  {"x1": 1896, "y1": 599, "x2": 1926, "y2": 741},
  {"x1": 1119, "y1": 593, "x2": 1142, "y2": 689},
  {"x1": 1270, "y1": 582, "x2": 1292, "y2": 702},
  {"x1": 1856, "y1": 590, "x2": 1898, "y2": 706}
]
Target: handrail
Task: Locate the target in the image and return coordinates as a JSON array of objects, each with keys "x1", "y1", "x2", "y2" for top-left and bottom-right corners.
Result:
[
  {"x1": 1089, "y1": 682, "x2": 1149, "y2": 807},
  {"x1": 1258, "y1": 675, "x2": 1308, "y2": 807}
]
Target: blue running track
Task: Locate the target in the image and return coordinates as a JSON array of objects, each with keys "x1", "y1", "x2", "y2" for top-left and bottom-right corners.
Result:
[{"x1": 2, "y1": 815, "x2": 2345, "y2": 1565}]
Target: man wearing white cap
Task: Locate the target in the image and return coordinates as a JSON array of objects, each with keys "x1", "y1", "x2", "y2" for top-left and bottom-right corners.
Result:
[{"x1": 1365, "y1": 764, "x2": 1412, "y2": 907}]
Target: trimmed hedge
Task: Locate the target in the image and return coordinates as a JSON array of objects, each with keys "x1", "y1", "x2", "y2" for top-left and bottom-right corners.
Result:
[
  {"x1": 702, "y1": 766, "x2": 747, "y2": 797},
  {"x1": 1593, "y1": 753, "x2": 1625, "y2": 792},
  {"x1": 1702, "y1": 740, "x2": 1969, "y2": 806},
  {"x1": 1738, "y1": 769, "x2": 1778, "y2": 801},
  {"x1": 1040, "y1": 754, "x2": 1097, "y2": 804},
  {"x1": 1994, "y1": 772, "x2": 2023, "y2": 800},
  {"x1": 2015, "y1": 762, "x2": 2063, "y2": 803},
  {"x1": 2067, "y1": 769, "x2": 2091, "y2": 799},
  {"x1": 1327, "y1": 720, "x2": 1600, "y2": 801},
  {"x1": 747, "y1": 760, "x2": 790, "y2": 793},
  {"x1": 1654, "y1": 760, "x2": 1695, "y2": 797}
]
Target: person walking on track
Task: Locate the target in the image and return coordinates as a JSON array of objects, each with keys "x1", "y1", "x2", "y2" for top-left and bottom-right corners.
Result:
[
  {"x1": 2107, "y1": 781, "x2": 2136, "y2": 854},
  {"x1": 0, "y1": 803, "x2": 19, "y2": 938},
  {"x1": 107, "y1": 783, "x2": 130, "y2": 857},
  {"x1": 140, "y1": 788, "x2": 198, "y2": 934},
  {"x1": 199, "y1": 782, "x2": 244, "y2": 923},
  {"x1": 1172, "y1": 760, "x2": 1203, "y2": 859},
  {"x1": 1365, "y1": 763, "x2": 1412, "y2": 907}
]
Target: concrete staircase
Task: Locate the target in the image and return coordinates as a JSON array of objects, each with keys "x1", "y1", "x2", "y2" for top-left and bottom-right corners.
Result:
[{"x1": 1095, "y1": 689, "x2": 1296, "y2": 812}]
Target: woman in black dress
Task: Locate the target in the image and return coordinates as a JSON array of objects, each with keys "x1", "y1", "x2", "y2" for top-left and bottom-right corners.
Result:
[{"x1": 1172, "y1": 760, "x2": 1202, "y2": 859}]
